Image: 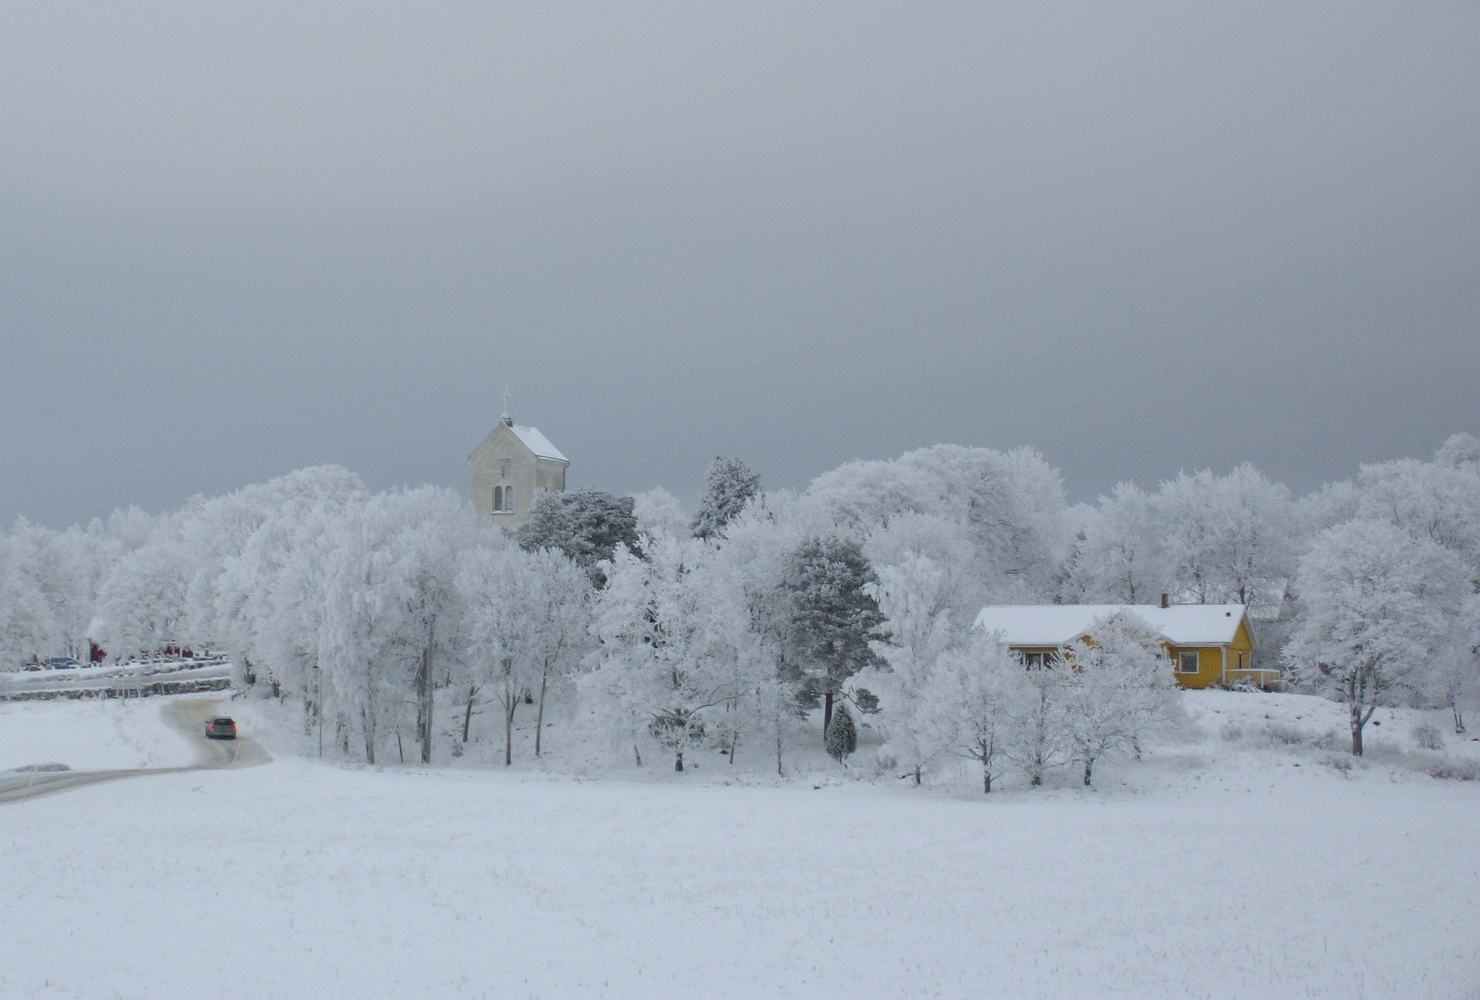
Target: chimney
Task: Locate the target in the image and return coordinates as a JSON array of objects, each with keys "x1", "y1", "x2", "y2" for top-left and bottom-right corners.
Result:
[{"x1": 1160, "y1": 592, "x2": 1169, "y2": 609}]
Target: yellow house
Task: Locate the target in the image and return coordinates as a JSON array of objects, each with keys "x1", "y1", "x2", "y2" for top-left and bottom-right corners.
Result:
[{"x1": 971, "y1": 603, "x2": 1273, "y2": 689}]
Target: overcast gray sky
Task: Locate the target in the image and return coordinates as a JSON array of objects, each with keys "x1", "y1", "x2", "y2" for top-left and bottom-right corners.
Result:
[{"x1": 2, "y1": 3, "x2": 1476, "y2": 527}]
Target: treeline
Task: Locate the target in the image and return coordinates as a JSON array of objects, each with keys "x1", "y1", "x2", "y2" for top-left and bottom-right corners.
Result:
[{"x1": 1, "y1": 436, "x2": 1477, "y2": 779}]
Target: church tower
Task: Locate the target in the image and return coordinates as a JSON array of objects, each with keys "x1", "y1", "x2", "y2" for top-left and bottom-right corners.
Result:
[{"x1": 468, "y1": 392, "x2": 568, "y2": 526}]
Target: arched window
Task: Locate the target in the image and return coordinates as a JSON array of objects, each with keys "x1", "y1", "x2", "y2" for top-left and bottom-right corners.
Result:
[
  {"x1": 493, "y1": 486, "x2": 503, "y2": 513},
  {"x1": 503, "y1": 487, "x2": 515, "y2": 513}
]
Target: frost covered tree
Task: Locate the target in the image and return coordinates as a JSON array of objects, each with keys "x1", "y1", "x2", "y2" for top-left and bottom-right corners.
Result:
[
  {"x1": 583, "y1": 537, "x2": 749, "y2": 771},
  {"x1": 0, "y1": 518, "x2": 115, "y2": 665},
  {"x1": 458, "y1": 547, "x2": 537, "y2": 766},
  {"x1": 863, "y1": 513, "x2": 989, "y2": 623},
  {"x1": 518, "y1": 488, "x2": 639, "y2": 584},
  {"x1": 917, "y1": 633, "x2": 1021, "y2": 792},
  {"x1": 782, "y1": 536, "x2": 884, "y2": 733},
  {"x1": 386, "y1": 489, "x2": 473, "y2": 765},
  {"x1": 89, "y1": 535, "x2": 191, "y2": 658},
  {"x1": 457, "y1": 545, "x2": 590, "y2": 763},
  {"x1": 523, "y1": 548, "x2": 593, "y2": 757},
  {"x1": 186, "y1": 466, "x2": 366, "y2": 682},
  {"x1": 691, "y1": 457, "x2": 761, "y2": 540},
  {"x1": 706, "y1": 496, "x2": 815, "y2": 775},
  {"x1": 1418, "y1": 593, "x2": 1480, "y2": 735},
  {"x1": 1003, "y1": 660, "x2": 1068, "y2": 787},
  {"x1": 801, "y1": 444, "x2": 1070, "y2": 599},
  {"x1": 1355, "y1": 452, "x2": 1480, "y2": 589},
  {"x1": 1156, "y1": 465, "x2": 1295, "y2": 606},
  {"x1": 1058, "y1": 612, "x2": 1174, "y2": 786},
  {"x1": 1434, "y1": 432, "x2": 1480, "y2": 471},
  {"x1": 976, "y1": 446, "x2": 1072, "y2": 596},
  {"x1": 316, "y1": 488, "x2": 470, "y2": 764},
  {"x1": 0, "y1": 534, "x2": 58, "y2": 668},
  {"x1": 863, "y1": 552, "x2": 958, "y2": 783},
  {"x1": 1285, "y1": 520, "x2": 1466, "y2": 755},
  {"x1": 632, "y1": 487, "x2": 690, "y2": 542},
  {"x1": 213, "y1": 471, "x2": 368, "y2": 740},
  {"x1": 1075, "y1": 483, "x2": 1167, "y2": 603}
]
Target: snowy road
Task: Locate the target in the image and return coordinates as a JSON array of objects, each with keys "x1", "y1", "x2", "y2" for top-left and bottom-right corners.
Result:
[{"x1": 0, "y1": 696, "x2": 269, "y2": 804}]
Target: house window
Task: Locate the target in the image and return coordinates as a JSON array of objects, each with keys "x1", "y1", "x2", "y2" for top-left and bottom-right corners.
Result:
[
  {"x1": 502, "y1": 487, "x2": 514, "y2": 513},
  {"x1": 1021, "y1": 651, "x2": 1059, "y2": 670},
  {"x1": 1179, "y1": 651, "x2": 1200, "y2": 674},
  {"x1": 493, "y1": 486, "x2": 504, "y2": 513},
  {"x1": 1237, "y1": 651, "x2": 1245, "y2": 671}
]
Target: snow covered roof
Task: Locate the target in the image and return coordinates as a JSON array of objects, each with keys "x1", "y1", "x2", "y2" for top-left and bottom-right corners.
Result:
[
  {"x1": 972, "y1": 604, "x2": 1249, "y2": 648},
  {"x1": 511, "y1": 425, "x2": 567, "y2": 463}
]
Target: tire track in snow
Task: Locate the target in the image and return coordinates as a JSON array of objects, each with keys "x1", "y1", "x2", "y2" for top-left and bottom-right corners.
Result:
[{"x1": 0, "y1": 696, "x2": 270, "y2": 805}]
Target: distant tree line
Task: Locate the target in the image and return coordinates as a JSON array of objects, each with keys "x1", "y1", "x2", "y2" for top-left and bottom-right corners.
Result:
[{"x1": 2, "y1": 436, "x2": 1478, "y2": 777}]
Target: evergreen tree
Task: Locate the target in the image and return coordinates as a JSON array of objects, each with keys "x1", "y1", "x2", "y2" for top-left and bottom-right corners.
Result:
[
  {"x1": 517, "y1": 488, "x2": 640, "y2": 584},
  {"x1": 782, "y1": 537, "x2": 884, "y2": 733},
  {"x1": 825, "y1": 703, "x2": 857, "y2": 762},
  {"x1": 691, "y1": 457, "x2": 762, "y2": 540}
]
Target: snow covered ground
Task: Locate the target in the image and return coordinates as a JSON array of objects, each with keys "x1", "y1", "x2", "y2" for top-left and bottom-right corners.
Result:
[
  {"x1": 0, "y1": 695, "x2": 196, "y2": 771},
  {"x1": 2, "y1": 691, "x2": 1478, "y2": 999}
]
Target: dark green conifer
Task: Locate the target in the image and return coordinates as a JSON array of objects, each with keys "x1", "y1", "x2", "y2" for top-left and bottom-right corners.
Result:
[{"x1": 825, "y1": 703, "x2": 857, "y2": 763}]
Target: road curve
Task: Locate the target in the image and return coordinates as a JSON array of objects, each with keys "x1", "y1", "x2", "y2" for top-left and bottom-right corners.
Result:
[{"x1": 0, "y1": 696, "x2": 270, "y2": 805}]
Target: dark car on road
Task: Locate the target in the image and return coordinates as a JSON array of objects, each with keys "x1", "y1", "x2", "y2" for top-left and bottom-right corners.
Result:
[{"x1": 205, "y1": 717, "x2": 237, "y2": 740}]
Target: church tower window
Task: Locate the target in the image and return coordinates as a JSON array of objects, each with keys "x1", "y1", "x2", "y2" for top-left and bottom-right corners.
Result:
[{"x1": 470, "y1": 390, "x2": 567, "y2": 525}]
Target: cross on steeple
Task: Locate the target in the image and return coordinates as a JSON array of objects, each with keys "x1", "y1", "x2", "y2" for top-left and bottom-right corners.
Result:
[{"x1": 501, "y1": 384, "x2": 513, "y2": 426}]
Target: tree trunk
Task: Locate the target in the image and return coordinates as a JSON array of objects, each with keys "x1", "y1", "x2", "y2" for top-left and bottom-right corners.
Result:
[
  {"x1": 462, "y1": 684, "x2": 477, "y2": 742},
  {"x1": 914, "y1": 764, "x2": 921, "y2": 786},
  {"x1": 775, "y1": 710, "x2": 784, "y2": 776},
  {"x1": 729, "y1": 733, "x2": 737, "y2": 765},
  {"x1": 983, "y1": 767, "x2": 991, "y2": 794},
  {"x1": 1348, "y1": 665, "x2": 1378, "y2": 756},
  {"x1": 674, "y1": 750, "x2": 684, "y2": 772},
  {"x1": 823, "y1": 689, "x2": 834, "y2": 733},
  {"x1": 504, "y1": 699, "x2": 515, "y2": 767},
  {"x1": 396, "y1": 730, "x2": 405, "y2": 764},
  {"x1": 633, "y1": 743, "x2": 642, "y2": 767},
  {"x1": 362, "y1": 706, "x2": 375, "y2": 765},
  {"x1": 418, "y1": 642, "x2": 434, "y2": 765},
  {"x1": 1083, "y1": 757, "x2": 1093, "y2": 786},
  {"x1": 1350, "y1": 699, "x2": 1374, "y2": 756},
  {"x1": 502, "y1": 658, "x2": 515, "y2": 767},
  {"x1": 415, "y1": 654, "x2": 427, "y2": 753},
  {"x1": 535, "y1": 672, "x2": 549, "y2": 757},
  {"x1": 1454, "y1": 705, "x2": 1466, "y2": 735}
]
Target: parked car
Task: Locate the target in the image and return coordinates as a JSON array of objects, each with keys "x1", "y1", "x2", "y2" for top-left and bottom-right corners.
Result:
[
  {"x1": 45, "y1": 657, "x2": 82, "y2": 669},
  {"x1": 205, "y1": 717, "x2": 237, "y2": 740}
]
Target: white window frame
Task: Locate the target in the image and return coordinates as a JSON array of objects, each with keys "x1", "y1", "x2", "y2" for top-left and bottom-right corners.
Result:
[{"x1": 1179, "y1": 651, "x2": 1200, "y2": 674}]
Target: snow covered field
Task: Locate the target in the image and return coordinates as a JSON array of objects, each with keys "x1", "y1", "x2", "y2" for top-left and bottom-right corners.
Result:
[
  {"x1": 2, "y1": 690, "x2": 1479, "y2": 999},
  {"x1": 0, "y1": 695, "x2": 195, "y2": 771}
]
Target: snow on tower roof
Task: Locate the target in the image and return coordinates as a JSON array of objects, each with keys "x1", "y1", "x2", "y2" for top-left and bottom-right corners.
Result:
[
  {"x1": 972, "y1": 604, "x2": 1249, "y2": 648},
  {"x1": 511, "y1": 424, "x2": 567, "y2": 463}
]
